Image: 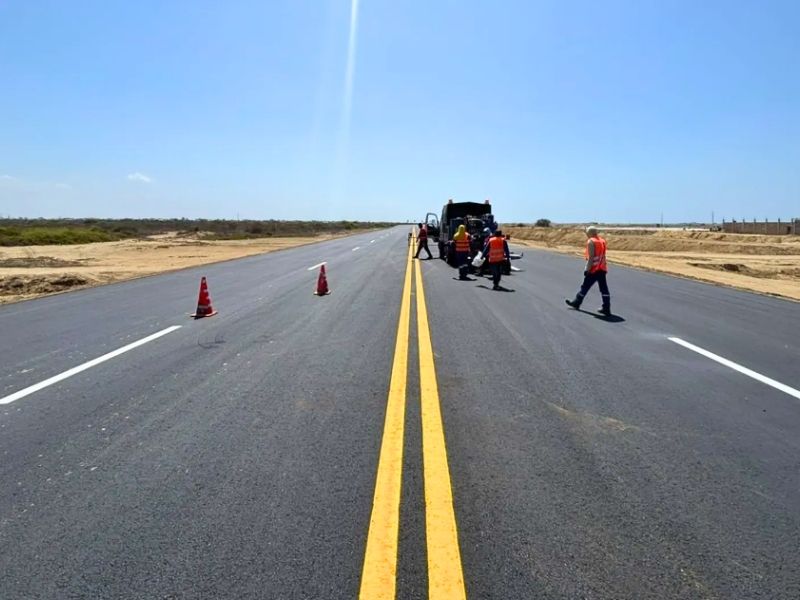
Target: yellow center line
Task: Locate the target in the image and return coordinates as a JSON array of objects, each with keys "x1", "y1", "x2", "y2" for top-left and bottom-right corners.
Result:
[
  {"x1": 415, "y1": 260, "x2": 467, "y2": 599},
  {"x1": 359, "y1": 238, "x2": 414, "y2": 599}
]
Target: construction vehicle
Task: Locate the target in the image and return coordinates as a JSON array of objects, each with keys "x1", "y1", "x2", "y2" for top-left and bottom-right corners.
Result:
[
  {"x1": 426, "y1": 199, "x2": 520, "y2": 274},
  {"x1": 422, "y1": 211, "x2": 440, "y2": 241}
]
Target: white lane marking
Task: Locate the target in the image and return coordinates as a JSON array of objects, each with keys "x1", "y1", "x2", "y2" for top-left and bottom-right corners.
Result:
[
  {"x1": 307, "y1": 262, "x2": 327, "y2": 271},
  {"x1": 370, "y1": 239, "x2": 376, "y2": 243},
  {"x1": 352, "y1": 247, "x2": 361, "y2": 252},
  {"x1": 669, "y1": 337, "x2": 800, "y2": 400},
  {"x1": 0, "y1": 326, "x2": 183, "y2": 405}
]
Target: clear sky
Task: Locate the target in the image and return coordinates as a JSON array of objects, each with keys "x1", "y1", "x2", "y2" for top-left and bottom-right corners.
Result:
[{"x1": 1, "y1": 1, "x2": 798, "y2": 223}]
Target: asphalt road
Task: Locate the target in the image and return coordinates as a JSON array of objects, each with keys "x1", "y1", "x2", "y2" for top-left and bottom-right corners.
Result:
[{"x1": 1, "y1": 226, "x2": 798, "y2": 599}]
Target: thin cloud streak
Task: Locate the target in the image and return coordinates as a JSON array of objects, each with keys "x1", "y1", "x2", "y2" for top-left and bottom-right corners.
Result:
[
  {"x1": 332, "y1": 0, "x2": 360, "y2": 204},
  {"x1": 342, "y1": 0, "x2": 359, "y2": 147},
  {"x1": 127, "y1": 172, "x2": 153, "y2": 183}
]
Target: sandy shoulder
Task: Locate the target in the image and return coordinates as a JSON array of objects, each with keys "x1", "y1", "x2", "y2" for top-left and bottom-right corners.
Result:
[
  {"x1": 0, "y1": 233, "x2": 351, "y2": 304},
  {"x1": 511, "y1": 238, "x2": 800, "y2": 302}
]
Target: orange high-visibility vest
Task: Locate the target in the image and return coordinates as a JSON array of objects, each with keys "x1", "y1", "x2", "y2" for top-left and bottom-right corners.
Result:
[
  {"x1": 488, "y1": 236, "x2": 505, "y2": 263},
  {"x1": 455, "y1": 236, "x2": 470, "y2": 252},
  {"x1": 585, "y1": 236, "x2": 608, "y2": 273}
]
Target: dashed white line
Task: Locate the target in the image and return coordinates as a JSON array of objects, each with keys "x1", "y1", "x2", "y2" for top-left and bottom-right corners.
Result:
[
  {"x1": 352, "y1": 247, "x2": 361, "y2": 252},
  {"x1": 370, "y1": 239, "x2": 376, "y2": 244},
  {"x1": 669, "y1": 337, "x2": 800, "y2": 400},
  {"x1": 308, "y1": 262, "x2": 327, "y2": 271},
  {"x1": 0, "y1": 326, "x2": 183, "y2": 405}
]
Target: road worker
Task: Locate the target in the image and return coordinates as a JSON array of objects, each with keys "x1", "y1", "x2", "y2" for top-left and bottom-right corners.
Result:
[
  {"x1": 482, "y1": 229, "x2": 510, "y2": 290},
  {"x1": 453, "y1": 224, "x2": 471, "y2": 279},
  {"x1": 414, "y1": 222, "x2": 432, "y2": 259},
  {"x1": 566, "y1": 225, "x2": 611, "y2": 314}
]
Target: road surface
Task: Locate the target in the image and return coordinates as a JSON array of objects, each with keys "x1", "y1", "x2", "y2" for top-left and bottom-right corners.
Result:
[{"x1": 1, "y1": 226, "x2": 798, "y2": 599}]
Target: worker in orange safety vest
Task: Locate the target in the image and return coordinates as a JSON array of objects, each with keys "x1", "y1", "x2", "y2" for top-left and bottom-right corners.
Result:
[
  {"x1": 453, "y1": 224, "x2": 471, "y2": 279},
  {"x1": 482, "y1": 229, "x2": 510, "y2": 290},
  {"x1": 566, "y1": 226, "x2": 611, "y2": 314}
]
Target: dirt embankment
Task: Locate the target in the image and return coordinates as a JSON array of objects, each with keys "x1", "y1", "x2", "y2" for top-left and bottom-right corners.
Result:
[
  {"x1": 505, "y1": 227, "x2": 800, "y2": 301},
  {"x1": 0, "y1": 232, "x2": 348, "y2": 304}
]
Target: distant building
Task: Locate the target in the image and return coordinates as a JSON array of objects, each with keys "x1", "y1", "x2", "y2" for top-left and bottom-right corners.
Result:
[{"x1": 721, "y1": 218, "x2": 799, "y2": 235}]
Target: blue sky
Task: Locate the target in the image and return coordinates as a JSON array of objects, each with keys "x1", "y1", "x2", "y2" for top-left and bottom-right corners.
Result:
[{"x1": 1, "y1": 1, "x2": 798, "y2": 223}]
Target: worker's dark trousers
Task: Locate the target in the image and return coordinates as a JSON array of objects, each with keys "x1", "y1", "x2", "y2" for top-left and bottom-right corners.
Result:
[
  {"x1": 573, "y1": 270, "x2": 610, "y2": 309},
  {"x1": 456, "y1": 251, "x2": 469, "y2": 279},
  {"x1": 415, "y1": 239, "x2": 432, "y2": 259},
  {"x1": 489, "y1": 262, "x2": 503, "y2": 288}
]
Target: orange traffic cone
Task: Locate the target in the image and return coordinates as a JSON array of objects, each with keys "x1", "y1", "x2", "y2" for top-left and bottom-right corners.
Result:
[
  {"x1": 190, "y1": 276, "x2": 218, "y2": 318},
  {"x1": 314, "y1": 264, "x2": 331, "y2": 296}
]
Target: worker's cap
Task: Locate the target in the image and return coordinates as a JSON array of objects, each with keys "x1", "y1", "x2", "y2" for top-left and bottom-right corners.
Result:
[
  {"x1": 495, "y1": 229, "x2": 503, "y2": 236},
  {"x1": 585, "y1": 225, "x2": 599, "y2": 236}
]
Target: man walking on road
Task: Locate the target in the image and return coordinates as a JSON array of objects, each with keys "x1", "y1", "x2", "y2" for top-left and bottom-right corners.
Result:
[
  {"x1": 482, "y1": 229, "x2": 510, "y2": 290},
  {"x1": 414, "y1": 222, "x2": 432, "y2": 259},
  {"x1": 566, "y1": 226, "x2": 611, "y2": 314}
]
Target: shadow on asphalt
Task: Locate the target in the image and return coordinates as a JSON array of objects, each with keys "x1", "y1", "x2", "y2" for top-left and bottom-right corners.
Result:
[
  {"x1": 452, "y1": 277, "x2": 479, "y2": 282},
  {"x1": 573, "y1": 308, "x2": 626, "y2": 323},
  {"x1": 476, "y1": 284, "x2": 515, "y2": 293}
]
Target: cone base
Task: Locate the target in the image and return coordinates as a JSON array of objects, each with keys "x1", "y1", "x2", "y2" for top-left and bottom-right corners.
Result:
[
  {"x1": 313, "y1": 290, "x2": 331, "y2": 296},
  {"x1": 189, "y1": 310, "x2": 218, "y2": 319}
]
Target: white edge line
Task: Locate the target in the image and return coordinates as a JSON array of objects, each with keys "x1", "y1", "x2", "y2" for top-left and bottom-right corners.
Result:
[
  {"x1": 668, "y1": 337, "x2": 800, "y2": 400},
  {"x1": 0, "y1": 325, "x2": 183, "y2": 405},
  {"x1": 307, "y1": 261, "x2": 327, "y2": 271}
]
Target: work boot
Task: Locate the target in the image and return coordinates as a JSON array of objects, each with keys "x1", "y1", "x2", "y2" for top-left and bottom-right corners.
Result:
[
  {"x1": 565, "y1": 299, "x2": 580, "y2": 309},
  {"x1": 598, "y1": 294, "x2": 611, "y2": 315}
]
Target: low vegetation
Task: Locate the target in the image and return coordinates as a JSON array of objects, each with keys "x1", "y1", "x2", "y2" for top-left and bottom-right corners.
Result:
[
  {"x1": 0, "y1": 226, "x2": 119, "y2": 246},
  {"x1": 0, "y1": 218, "x2": 395, "y2": 246}
]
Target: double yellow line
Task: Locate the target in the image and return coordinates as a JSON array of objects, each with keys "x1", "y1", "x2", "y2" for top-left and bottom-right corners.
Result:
[{"x1": 359, "y1": 239, "x2": 466, "y2": 599}]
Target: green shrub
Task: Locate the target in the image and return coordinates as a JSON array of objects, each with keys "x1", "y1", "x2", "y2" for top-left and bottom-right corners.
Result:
[{"x1": 0, "y1": 226, "x2": 118, "y2": 246}]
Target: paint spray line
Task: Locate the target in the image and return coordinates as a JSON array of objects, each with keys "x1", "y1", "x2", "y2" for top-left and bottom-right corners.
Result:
[
  {"x1": 359, "y1": 235, "x2": 414, "y2": 599},
  {"x1": 669, "y1": 337, "x2": 800, "y2": 400},
  {"x1": 0, "y1": 326, "x2": 183, "y2": 405}
]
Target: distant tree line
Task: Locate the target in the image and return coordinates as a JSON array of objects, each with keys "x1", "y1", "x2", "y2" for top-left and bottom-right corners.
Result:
[{"x1": 0, "y1": 218, "x2": 397, "y2": 246}]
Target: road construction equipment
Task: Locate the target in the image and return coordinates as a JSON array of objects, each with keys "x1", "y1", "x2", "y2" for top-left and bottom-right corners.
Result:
[
  {"x1": 190, "y1": 276, "x2": 218, "y2": 318},
  {"x1": 423, "y1": 199, "x2": 522, "y2": 275},
  {"x1": 314, "y1": 264, "x2": 331, "y2": 296}
]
